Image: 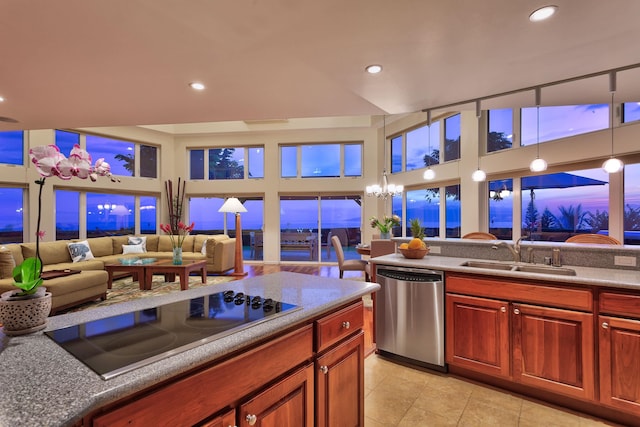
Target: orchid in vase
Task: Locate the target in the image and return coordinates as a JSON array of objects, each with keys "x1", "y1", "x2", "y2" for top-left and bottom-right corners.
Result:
[
  {"x1": 12, "y1": 144, "x2": 119, "y2": 297},
  {"x1": 369, "y1": 214, "x2": 401, "y2": 237}
]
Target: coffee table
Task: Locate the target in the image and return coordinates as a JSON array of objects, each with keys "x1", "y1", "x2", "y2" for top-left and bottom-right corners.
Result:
[
  {"x1": 105, "y1": 259, "x2": 208, "y2": 291},
  {"x1": 143, "y1": 259, "x2": 207, "y2": 291}
]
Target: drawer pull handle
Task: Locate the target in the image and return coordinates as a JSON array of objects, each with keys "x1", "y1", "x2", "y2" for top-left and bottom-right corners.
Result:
[
  {"x1": 500, "y1": 306, "x2": 506, "y2": 313},
  {"x1": 246, "y1": 414, "x2": 257, "y2": 425},
  {"x1": 342, "y1": 321, "x2": 351, "y2": 329},
  {"x1": 320, "y1": 365, "x2": 329, "y2": 374},
  {"x1": 602, "y1": 322, "x2": 609, "y2": 329},
  {"x1": 513, "y1": 308, "x2": 520, "y2": 315}
]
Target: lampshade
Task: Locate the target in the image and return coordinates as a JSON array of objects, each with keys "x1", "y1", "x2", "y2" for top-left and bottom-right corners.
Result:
[{"x1": 218, "y1": 197, "x2": 247, "y2": 213}]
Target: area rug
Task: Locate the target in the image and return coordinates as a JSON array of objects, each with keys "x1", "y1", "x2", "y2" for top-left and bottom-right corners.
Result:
[{"x1": 59, "y1": 274, "x2": 235, "y2": 314}]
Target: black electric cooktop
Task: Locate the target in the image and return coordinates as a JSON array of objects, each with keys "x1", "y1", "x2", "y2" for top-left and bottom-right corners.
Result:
[{"x1": 45, "y1": 290, "x2": 300, "y2": 380}]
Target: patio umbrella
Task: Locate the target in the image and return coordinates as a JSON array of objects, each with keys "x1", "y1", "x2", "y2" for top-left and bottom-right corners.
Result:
[{"x1": 489, "y1": 172, "x2": 607, "y2": 193}]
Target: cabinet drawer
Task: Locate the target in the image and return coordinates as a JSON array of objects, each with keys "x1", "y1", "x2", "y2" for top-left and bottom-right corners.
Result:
[
  {"x1": 316, "y1": 301, "x2": 363, "y2": 352},
  {"x1": 600, "y1": 291, "x2": 640, "y2": 318},
  {"x1": 446, "y1": 273, "x2": 593, "y2": 312}
]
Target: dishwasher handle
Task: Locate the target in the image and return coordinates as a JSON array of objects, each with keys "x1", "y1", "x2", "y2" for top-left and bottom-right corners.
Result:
[{"x1": 377, "y1": 268, "x2": 442, "y2": 283}]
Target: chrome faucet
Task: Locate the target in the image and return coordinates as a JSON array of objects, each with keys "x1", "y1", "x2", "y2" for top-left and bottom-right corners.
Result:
[{"x1": 492, "y1": 237, "x2": 524, "y2": 263}]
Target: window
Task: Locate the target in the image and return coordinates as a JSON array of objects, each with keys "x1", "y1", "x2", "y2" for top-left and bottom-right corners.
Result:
[
  {"x1": 56, "y1": 190, "x2": 79, "y2": 240},
  {"x1": 209, "y1": 148, "x2": 244, "y2": 179},
  {"x1": 140, "y1": 196, "x2": 157, "y2": 234},
  {"x1": 344, "y1": 144, "x2": 362, "y2": 177},
  {"x1": 444, "y1": 114, "x2": 460, "y2": 161},
  {"x1": 623, "y1": 102, "x2": 640, "y2": 123},
  {"x1": 140, "y1": 145, "x2": 158, "y2": 178},
  {"x1": 487, "y1": 109, "x2": 513, "y2": 152},
  {"x1": 406, "y1": 125, "x2": 428, "y2": 172},
  {"x1": 520, "y1": 168, "x2": 609, "y2": 242},
  {"x1": 86, "y1": 135, "x2": 135, "y2": 176},
  {"x1": 0, "y1": 187, "x2": 24, "y2": 243},
  {"x1": 406, "y1": 188, "x2": 439, "y2": 238},
  {"x1": 392, "y1": 195, "x2": 403, "y2": 236},
  {"x1": 322, "y1": 196, "x2": 362, "y2": 262},
  {"x1": 390, "y1": 135, "x2": 403, "y2": 173},
  {"x1": 489, "y1": 178, "x2": 513, "y2": 240},
  {"x1": 86, "y1": 193, "x2": 135, "y2": 237},
  {"x1": 521, "y1": 104, "x2": 608, "y2": 146},
  {"x1": 190, "y1": 150, "x2": 205, "y2": 179},
  {"x1": 623, "y1": 162, "x2": 640, "y2": 245},
  {"x1": 280, "y1": 143, "x2": 362, "y2": 178},
  {"x1": 189, "y1": 147, "x2": 263, "y2": 180},
  {"x1": 55, "y1": 130, "x2": 80, "y2": 156},
  {"x1": 281, "y1": 146, "x2": 297, "y2": 178},
  {"x1": 301, "y1": 145, "x2": 340, "y2": 177},
  {"x1": 445, "y1": 184, "x2": 461, "y2": 238},
  {"x1": 0, "y1": 131, "x2": 24, "y2": 165},
  {"x1": 189, "y1": 197, "x2": 225, "y2": 233}
]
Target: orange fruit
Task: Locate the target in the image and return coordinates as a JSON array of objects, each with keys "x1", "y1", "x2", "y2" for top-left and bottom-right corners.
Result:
[
  {"x1": 399, "y1": 243, "x2": 409, "y2": 249},
  {"x1": 408, "y1": 238, "x2": 423, "y2": 249}
]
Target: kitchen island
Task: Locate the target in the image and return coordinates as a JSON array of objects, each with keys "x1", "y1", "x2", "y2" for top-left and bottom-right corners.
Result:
[{"x1": 0, "y1": 272, "x2": 379, "y2": 427}]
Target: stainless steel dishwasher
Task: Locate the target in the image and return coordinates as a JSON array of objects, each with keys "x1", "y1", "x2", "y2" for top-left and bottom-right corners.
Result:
[{"x1": 375, "y1": 265, "x2": 446, "y2": 372}]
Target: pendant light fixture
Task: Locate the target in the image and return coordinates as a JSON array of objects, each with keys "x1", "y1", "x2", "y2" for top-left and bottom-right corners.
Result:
[
  {"x1": 423, "y1": 110, "x2": 436, "y2": 180},
  {"x1": 602, "y1": 71, "x2": 624, "y2": 173},
  {"x1": 529, "y1": 87, "x2": 548, "y2": 172},
  {"x1": 471, "y1": 100, "x2": 487, "y2": 182},
  {"x1": 366, "y1": 115, "x2": 404, "y2": 198}
]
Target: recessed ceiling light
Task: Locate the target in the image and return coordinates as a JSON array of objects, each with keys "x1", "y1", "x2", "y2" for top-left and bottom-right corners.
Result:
[
  {"x1": 529, "y1": 5, "x2": 558, "y2": 22},
  {"x1": 0, "y1": 96, "x2": 4, "y2": 102},
  {"x1": 365, "y1": 64, "x2": 383, "y2": 74},
  {"x1": 189, "y1": 82, "x2": 205, "y2": 90}
]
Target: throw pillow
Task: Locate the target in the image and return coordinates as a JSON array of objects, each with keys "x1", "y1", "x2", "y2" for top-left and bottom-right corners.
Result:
[
  {"x1": 201, "y1": 238, "x2": 208, "y2": 255},
  {"x1": 122, "y1": 244, "x2": 145, "y2": 254},
  {"x1": 128, "y1": 236, "x2": 147, "y2": 252},
  {"x1": 67, "y1": 240, "x2": 95, "y2": 263},
  {"x1": 0, "y1": 249, "x2": 16, "y2": 279}
]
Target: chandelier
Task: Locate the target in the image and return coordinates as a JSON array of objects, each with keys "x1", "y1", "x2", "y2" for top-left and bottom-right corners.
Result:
[{"x1": 366, "y1": 169, "x2": 403, "y2": 199}]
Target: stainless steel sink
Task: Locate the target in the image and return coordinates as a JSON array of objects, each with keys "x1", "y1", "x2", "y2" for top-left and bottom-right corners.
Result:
[
  {"x1": 460, "y1": 261, "x2": 515, "y2": 270},
  {"x1": 460, "y1": 261, "x2": 576, "y2": 276},
  {"x1": 513, "y1": 265, "x2": 576, "y2": 276}
]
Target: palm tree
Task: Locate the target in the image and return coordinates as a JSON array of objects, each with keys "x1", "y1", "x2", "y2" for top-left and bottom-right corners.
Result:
[{"x1": 555, "y1": 204, "x2": 589, "y2": 232}]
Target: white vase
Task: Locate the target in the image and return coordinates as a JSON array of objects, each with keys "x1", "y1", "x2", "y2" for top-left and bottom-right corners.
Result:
[
  {"x1": 0, "y1": 287, "x2": 52, "y2": 336},
  {"x1": 380, "y1": 232, "x2": 391, "y2": 239}
]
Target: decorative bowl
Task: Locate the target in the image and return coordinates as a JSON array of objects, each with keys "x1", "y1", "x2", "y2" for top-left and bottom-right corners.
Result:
[
  {"x1": 398, "y1": 247, "x2": 429, "y2": 259},
  {"x1": 119, "y1": 257, "x2": 140, "y2": 265}
]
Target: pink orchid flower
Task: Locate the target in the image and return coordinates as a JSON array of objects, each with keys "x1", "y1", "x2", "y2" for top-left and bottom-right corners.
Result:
[
  {"x1": 29, "y1": 145, "x2": 66, "y2": 178},
  {"x1": 56, "y1": 144, "x2": 93, "y2": 180}
]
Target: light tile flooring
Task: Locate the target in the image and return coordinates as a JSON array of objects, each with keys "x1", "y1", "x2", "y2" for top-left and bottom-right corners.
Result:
[{"x1": 364, "y1": 355, "x2": 620, "y2": 427}]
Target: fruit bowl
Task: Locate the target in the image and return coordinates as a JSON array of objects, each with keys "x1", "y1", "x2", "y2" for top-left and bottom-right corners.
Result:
[{"x1": 398, "y1": 247, "x2": 429, "y2": 259}]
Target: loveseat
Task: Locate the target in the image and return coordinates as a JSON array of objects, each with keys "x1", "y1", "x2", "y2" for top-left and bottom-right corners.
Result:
[{"x1": 0, "y1": 234, "x2": 236, "y2": 314}]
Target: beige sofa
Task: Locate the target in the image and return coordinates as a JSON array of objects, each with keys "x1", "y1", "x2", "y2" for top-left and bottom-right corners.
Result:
[{"x1": 0, "y1": 234, "x2": 236, "y2": 314}]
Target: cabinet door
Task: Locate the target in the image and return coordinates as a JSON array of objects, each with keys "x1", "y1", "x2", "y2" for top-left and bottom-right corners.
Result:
[
  {"x1": 512, "y1": 303, "x2": 594, "y2": 400},
  {"x1": 445, "y1": 293, "x2": 510, "y2": 378},
  {"x1": 599, "y1": 315, "x2": 640, "y2": 415},
  {"x1": 239, "y1": 364, "x2": 314, "y2": 427},
  {"x1": 316, "y1": 331, "x2": 364, "y2": 427},
  {"x1": 198, "y1": 408, "x2": 236, "y2": 427}
]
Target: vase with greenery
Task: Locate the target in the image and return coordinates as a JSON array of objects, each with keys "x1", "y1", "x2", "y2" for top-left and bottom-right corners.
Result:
[
  {"x1": 0, "y1": 144, "x2": 118, "y2": 335},
  {"x1": 369, "y1": 214, "x2": 401, "y2": 239},
  {"x1": 160, "y1": 221, "x2": 195, "y2": 264}
]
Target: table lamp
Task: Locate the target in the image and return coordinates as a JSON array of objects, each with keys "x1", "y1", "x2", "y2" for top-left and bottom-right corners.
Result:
[{"x1": 218, "y1": 197, "x2": 248, "y2": 276}]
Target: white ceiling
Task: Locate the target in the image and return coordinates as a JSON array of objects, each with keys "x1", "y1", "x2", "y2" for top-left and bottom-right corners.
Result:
[{"x1": 2, "y1": 0, "x2": 640, "y2": 131}]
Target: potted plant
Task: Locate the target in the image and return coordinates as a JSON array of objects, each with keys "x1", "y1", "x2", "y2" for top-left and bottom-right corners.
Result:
[
  {"x1": 369, "y1": 214, "x2": 401, "y2": 239},
  {"x1": 0, "y1": 144, "x2": 118, "y2": 336}
]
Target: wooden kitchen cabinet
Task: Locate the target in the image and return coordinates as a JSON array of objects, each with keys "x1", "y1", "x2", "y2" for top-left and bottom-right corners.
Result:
[
  {"x1": 239, "y1": 364, "x2": 314, "y2": 427},
  {"x1": 314, "y1": 301, "x2": 365, "y2": 427},
  {"x1": 198, "y1": 408, "x2": 236, "y2": 427},
  {"x1": 315, "y1": 331, "x2": 364, "y2": 427},
  {"x1": 512, "y1": 303, "x2": 594, "y2": 400},
  {"x1": 446, "y1": 293, "x2": 510, "y2": 378},
  {"x1": 445, "y1": 273, "x2": 595, "y2": 401},
  {"x1": 599, "y1": 291, "x2": 640, "y2": 416}
]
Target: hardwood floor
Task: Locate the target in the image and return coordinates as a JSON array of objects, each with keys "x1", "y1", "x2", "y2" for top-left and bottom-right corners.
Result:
[{"x1": 237, "y1": 263, "x2": 375, "y2": 355}]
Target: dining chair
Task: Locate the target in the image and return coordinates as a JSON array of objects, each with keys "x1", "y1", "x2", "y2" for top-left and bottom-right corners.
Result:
[
  {"x1": 462, "y1": 232, "x2": 497, "y2": 240},
  {"x1": 565, "y1": 234, "x2": 622, "y2": 245},
  {"x1": 331, "y1": 235, "x2": 370, "y2": 281}
]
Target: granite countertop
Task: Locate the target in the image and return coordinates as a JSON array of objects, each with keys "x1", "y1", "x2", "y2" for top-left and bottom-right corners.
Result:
[
  {"x1": 0, "y1": 272, "x2": 379, "y2": 427},
  {"x1": 372, "y1": 253, "x2": 640, "y2": 291}
]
